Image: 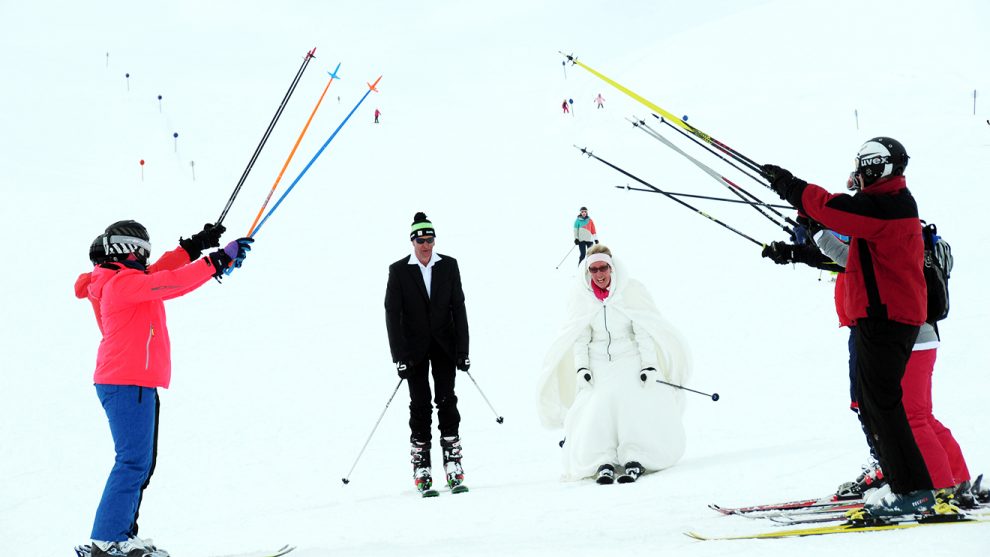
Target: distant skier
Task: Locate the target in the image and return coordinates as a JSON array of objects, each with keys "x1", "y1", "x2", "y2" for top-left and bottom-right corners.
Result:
[
  {"x1": 74, "y1": 221, "x2": 252, "y2": 557},
  {"x1": 562, "y1": 99, "x2": 569, "y2": 114},
  {"x1": 374, "y1": 108, "x2": 381, "y2": 124},
  {"x1": 385, "y1": 212, "x2": 471, "y2": 496},
  {"x1": 594, "y1": 93, "x2": 605, "y2": 109},
  {"x1": 538, "y1": 244, "x2": 691, "y2": 484},
  {"x1": 573, "y1": 206, "x2": 598, "y2": 264}
]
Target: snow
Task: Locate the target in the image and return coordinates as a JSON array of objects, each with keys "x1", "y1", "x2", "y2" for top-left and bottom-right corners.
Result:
[{"x1": 1, "y1": 0, "x2": 989, "y2": 555}]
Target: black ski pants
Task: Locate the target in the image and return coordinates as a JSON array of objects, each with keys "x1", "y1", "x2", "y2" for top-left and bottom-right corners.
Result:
[
  {"x1": 853, "y1": 317, "x2": 930, "y2": 493},
  {"x1": 407, "y1": 340, "x2": 460, "y2": 444}
]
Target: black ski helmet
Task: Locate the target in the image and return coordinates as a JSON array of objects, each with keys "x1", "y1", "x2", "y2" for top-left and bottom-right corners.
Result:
[
  {"x1": 103, "y1": 220, "x2": 151, "y2": 264},
  {"x1": 854, "y1": 137, "x2": 909, "y2": 188},
  {"x1": 89, "y1": 233, "x2": 108, "y2": 265}
]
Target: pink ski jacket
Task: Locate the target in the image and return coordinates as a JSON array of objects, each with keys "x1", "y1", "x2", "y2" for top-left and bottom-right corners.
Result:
[{"x1": 74, "y1": 247, "x2": 215, "y2": 388}]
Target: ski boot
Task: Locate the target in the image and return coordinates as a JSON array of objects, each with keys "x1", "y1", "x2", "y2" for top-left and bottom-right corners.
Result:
[
  {"x1": 441, "y1": 435, "x2": 469, "y2": 494},
  {"x1": 595, "y1": 464, "x2": 616, "y2": 485},
  {"x1": 91, "y1": 536, "x2": 170, "y2": 557},
  {"x1": 411, "y1": 440, "x2": 438, "y2": 498},
  {"x1": 835, "y1": 458, "x2": 885, "y2": 499},
  {"x1": 617, "y1": 461, "x2": 643, "y2": 484}
]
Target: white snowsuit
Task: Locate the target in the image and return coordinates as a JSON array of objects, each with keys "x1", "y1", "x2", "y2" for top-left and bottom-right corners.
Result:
[{"x1": 538, "y1": 257, "x2": 690, "y2": 480}]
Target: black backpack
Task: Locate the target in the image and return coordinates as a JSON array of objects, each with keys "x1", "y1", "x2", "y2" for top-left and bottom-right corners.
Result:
[{"x1": 922, "y1": 222, "x2": 953, "y2": 323}]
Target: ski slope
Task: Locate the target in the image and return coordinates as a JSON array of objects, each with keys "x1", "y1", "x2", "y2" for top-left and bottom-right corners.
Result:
[{"x1": 1, "y1": 1, "x2": 989, "y2": 555}]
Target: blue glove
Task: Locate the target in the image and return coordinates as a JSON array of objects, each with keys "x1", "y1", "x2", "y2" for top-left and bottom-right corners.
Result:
[{"x1": 223, "y1": 237, "x2": 254, "y2": 275}]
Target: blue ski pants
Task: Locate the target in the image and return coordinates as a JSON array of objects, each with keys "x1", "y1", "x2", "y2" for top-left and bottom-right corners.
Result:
[{"x1": 91, "y1": 385, "x2": 160, "y2": 542}]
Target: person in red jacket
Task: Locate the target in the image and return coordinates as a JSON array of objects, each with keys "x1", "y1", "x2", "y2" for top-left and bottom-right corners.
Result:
[
  {"x1": 74, "y1": 220, "x2": 253, "y2": 557},
  {"x1": 763, "y1": 137, "x2": 954, "y2": 519}
]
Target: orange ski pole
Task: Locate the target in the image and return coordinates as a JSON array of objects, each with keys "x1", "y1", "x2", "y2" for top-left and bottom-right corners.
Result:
[{"x1": 246, "y1": 62, "x2": 342, "y2": 237}]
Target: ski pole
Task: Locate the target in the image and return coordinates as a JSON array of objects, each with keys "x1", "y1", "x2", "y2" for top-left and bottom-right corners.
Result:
[
  {"x1": 653, "y1": 115, "x2": 779, "y2": 202},
  {"x1": 616, "y1": 184, "x2": 791, "y2": 209},
  {"x1": 576, "y1": 146, "x2": 764, "y2": 247},
  {"x1": 655, "y1": 379, "x2": 720, "y2": 401},
  {"x1": 217, "y1": 47, "x2": 316, "y2": 226},
  {"x1": 464, "y1": 370, "x2": 504, "y2": 424},
  {"x1": 630, "y1": 117, "x2": 797, "y2": 235},
  {"x1": 251, "y1": 75, "x2": 381, "y2": 237},
  {"x1": 341, "y1": 378, "x2": 404, "y2": 485},
  {"x1": 246, "y1": 62, "x2": 341, "y2": 237},
  {"x1": 555, "y1": 245, "x2": 577, "y2": 269},
  {"x1": 561, "y1": 52, "x2": 766, "y2": 177}
]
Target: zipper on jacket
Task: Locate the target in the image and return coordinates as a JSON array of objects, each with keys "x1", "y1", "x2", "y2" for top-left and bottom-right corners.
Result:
[
  {"x1": 603, "y1": 305, "x2": 613, "y2": 362},
  {"x1": 145, "y1": 325, "x2": 154, "y2": 369}
]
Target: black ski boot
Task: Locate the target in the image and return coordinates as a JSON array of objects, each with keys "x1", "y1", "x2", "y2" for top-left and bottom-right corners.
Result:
[
  {"x1": 617, "y1": 461, "x2": 644, "y2": 484},
  {"x1": 595, "y1": 464, "x2": 616, "y2": 485},
  {"x1": 411, "y1": 440, "x2": 438, "y2": 497},
  {"x1": 441, "y1": 435, "x2": 468, "y2": 494}
]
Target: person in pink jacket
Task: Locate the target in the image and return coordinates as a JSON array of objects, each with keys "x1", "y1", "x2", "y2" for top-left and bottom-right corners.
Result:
[{"x1": 74, "y1": 220, "x2": 253, "y2": 557}]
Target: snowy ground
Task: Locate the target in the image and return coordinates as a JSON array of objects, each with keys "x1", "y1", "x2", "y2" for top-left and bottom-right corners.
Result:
[{"x1": 1, "y1": 1, "x2": 989, "y2": 555}]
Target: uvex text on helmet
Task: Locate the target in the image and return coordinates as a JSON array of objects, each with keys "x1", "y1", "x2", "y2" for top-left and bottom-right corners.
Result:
[
  {"x1": 855, "y1": 137, "x2": 909, "y2": 187},
  {"x1": 103, "y1": 220, "x2": 151, "y2": 263}
]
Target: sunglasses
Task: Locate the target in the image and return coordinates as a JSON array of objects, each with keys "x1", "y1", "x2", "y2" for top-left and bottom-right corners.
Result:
[
  {"x1": 414, "y1": 237, "x2": 435, "y2": 245},
  {"x1": 588, "y1": 265, "x2": 610, "y2": 274}
]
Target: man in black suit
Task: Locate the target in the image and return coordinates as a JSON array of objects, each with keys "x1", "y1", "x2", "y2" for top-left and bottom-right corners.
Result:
[{"x1": 385, "y1": 212, "x2": 470, "y2": 492}]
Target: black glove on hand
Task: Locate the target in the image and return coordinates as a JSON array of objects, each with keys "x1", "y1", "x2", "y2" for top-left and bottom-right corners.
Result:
[
  {"x1": 396, "y1": 360, "x2": 413, "y2": 379},
  {"x1": 207, "y1": 249, "x2": 232, "y2": 278},
  {"x1": 573, "y1": 239, "x2": 580, "y2": 245},
  {"x1": 456, "y1": 356, "x2": 471, "y2": 372},
  {"x1": 761, "y1": 241, "x2": 796, "y2": 265},
  {"x1": 180, "y1": 223, "x2": 227, "y2": 259},
  {"x1": 594, "y1": 239, "x2": 599, "y2": 245},
  {"x1": 762, "y1": 164, "x2": 806, "y2": 201}
]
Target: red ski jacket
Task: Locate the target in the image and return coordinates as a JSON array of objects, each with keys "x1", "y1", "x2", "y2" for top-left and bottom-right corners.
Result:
[
  {"x1": 74, "y1": 247, "x2": 215, "y2": 388},
  {"x1": 785, "y1": 175, "x2": 926, "y2": 327}
]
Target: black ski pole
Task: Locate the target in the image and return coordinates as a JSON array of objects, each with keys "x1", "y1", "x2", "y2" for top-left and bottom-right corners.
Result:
[
  {"x1": 341, "y1": 378, "x2": 404, "y2": 485},
  {"x1": 631, "y1": 117, "x2": 797, "y2": 234},
  {"x1": 655, "y1": 379, "x2": 720, "y2": 401},
  {"x1": 464, "y1": 370, "x2": 504, "y2": 424},
  {"x1": 616, "y1": 184, "x2": 791, "y2": 209},
  {"x1": 576, "y1": 146, "x2": 765, "y2": 247},
  {"x1": 653, "y1": 114, "x2": 783, "y2": 201},
  {"x1": 555, "y1": 245, "x2": 577, "y2": 269},
  {"x1": 217, "y1": 47, "x2": 316, "y2": 225}
]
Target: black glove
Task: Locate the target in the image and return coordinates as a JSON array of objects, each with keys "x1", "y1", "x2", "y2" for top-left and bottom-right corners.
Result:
[
  {"x1": 640, "y1": 367, "x2": 659, "y2": 387},
  {"x1": 456, "y1": 356, "x2": 471, "y2": 372},
  {"x1": 594, "y1": 240, "x2": 599, "y2": 244},
  {"x1": 179, "y1": 223, "x2": 226, "y2": 259},
  {"x1": 396, "y1": 360, "x2": 413, "y2": 379},
  {"x1": 762, "y1": 164, "x2": 806, "y2": 201},
  {"x1": 761, "y1": 241, "x2": 796, "y2": 265},
  {"x1": 207, "y1": 249, "x2": 232, "y2": 278},
  {"x1": 574, "y1": 238, "x2": 580, "y2": 245}
]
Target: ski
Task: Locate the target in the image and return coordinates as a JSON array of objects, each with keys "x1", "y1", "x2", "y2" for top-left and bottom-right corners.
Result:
[
  {"x1": 686, "y1": 514, "x2": 990, "y2": 540},
  {"x1": 708, "y1": 493, "x2": 858, "y2": 515},
  {"x1": 450, "y1": 483, "x2": 469, "y2": 494},
  {"x1": 74, "y1": 543, "x2": 296, "y2": 557},
  {"x1": 420, "y1": 488, "x2": 440, "y2": 497}
]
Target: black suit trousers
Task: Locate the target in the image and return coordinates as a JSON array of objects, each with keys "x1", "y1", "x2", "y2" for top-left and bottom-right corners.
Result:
[{"x1": 407, "y1": 340, "x2": 460, "y2": 444}]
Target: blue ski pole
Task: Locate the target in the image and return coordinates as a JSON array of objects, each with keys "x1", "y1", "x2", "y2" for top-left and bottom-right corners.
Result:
[{"x1": 252, "y1": 75, "x2": 382, "y2": 236}]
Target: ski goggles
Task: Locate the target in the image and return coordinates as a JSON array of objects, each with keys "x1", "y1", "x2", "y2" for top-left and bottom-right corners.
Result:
[{"x1": 414, "y1": 237, "x2": 435, "y2": 245}]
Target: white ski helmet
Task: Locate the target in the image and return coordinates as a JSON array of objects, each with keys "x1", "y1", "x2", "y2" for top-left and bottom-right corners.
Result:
[{"x1": 853, "y1": 137, "x2": 909, "y2": 188}]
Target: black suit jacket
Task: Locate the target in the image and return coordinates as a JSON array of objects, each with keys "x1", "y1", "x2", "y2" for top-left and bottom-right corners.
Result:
[{"x1": 385, "y1": 254, "x2": 469, "y2": 363}]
